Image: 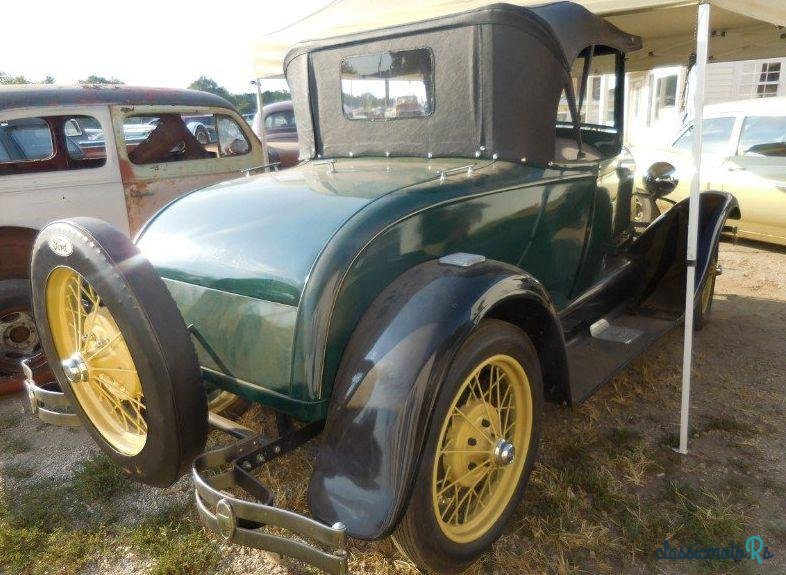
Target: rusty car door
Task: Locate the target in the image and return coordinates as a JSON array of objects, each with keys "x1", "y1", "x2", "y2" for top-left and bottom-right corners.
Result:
[{"x1": 111, "y1": 104, "x2": 266, "y2": 234}]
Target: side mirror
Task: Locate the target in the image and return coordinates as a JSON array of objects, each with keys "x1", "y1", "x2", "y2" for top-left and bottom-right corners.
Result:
[{"x1": 643, "y1": 162, "x2": 679, "y2": 198}]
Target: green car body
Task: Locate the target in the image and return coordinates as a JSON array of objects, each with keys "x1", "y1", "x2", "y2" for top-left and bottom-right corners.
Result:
[{"x1": 137, "y1": 156, "x2": 619, "y2": 420}]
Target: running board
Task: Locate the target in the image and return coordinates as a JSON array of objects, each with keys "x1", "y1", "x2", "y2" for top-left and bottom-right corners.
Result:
[{"x1": 566, "y1": 313, "x2": 676, "y2": 404}]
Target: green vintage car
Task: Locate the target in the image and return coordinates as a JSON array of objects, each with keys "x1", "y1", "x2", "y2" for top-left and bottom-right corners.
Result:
[{"x1": 23, "y1": 3, "x2": 738, "y2": 574}]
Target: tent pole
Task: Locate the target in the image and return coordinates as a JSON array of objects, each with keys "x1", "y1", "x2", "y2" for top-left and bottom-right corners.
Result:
[
  {"x1": 252, "y1": 78, "x2": 270, "y2": 165},
  {"x1": 677, "y1": 0, "x2": 711, "y2": 455}
]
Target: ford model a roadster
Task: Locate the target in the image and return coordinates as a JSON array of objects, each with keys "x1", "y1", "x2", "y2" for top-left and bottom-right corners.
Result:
[{"x1": 23, "y1": 3, "x2": 738, "y2": 574}]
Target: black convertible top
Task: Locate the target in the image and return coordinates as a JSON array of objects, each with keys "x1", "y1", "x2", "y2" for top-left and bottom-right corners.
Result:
[{"x1": 285, "y1": 1, "x2": 641, "y2": 166}]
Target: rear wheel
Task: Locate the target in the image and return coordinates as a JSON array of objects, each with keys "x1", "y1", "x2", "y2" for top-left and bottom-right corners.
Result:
[
  {"x1": 393, "y1": 320, "x2": 543, "y2": 574},
  {"x1": 31, "y1": 218, "x2": 207, "y2": 486},
  {"x1": 0, "y1": 280, "x2": 47, "y2": 379}
]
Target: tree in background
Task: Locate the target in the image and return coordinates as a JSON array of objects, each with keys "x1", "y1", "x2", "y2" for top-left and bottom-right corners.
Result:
[
  {"x1": 188, "y1": 76, "x2": 290, "y2": 114},
  {"x1": 0, "y1": 73, "x2": 55, "y2": 84},
  {"x1": 78, "y1": 75, "x2": 124, "y2": 85},
  {"x1": 188, "y1": 76, "x2": 234, "y2": 102}
]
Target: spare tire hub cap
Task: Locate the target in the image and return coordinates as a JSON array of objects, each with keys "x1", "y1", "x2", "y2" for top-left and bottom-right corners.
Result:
[{"x1": 62, "y1": 353, "x2": 89, "y2": 384}]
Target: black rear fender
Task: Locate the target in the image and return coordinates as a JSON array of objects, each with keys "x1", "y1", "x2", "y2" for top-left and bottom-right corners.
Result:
[{"x1": 307, "y1": 258, "x2": 563, "y2": 540}]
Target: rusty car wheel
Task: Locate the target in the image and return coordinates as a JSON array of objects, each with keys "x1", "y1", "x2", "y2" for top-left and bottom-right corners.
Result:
[
  {"x1": 0, "y1": 280, "x2": 47, "y2": 378},
  {"x1": 393, "y1": 320, "x2": 543, "y2": 574},
  {"x1": 31, "y1": 218, "x2": 207, "y2": 486}
]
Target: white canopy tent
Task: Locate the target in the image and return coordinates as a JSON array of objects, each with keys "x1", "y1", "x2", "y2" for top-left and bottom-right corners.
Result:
[{"x1": 253, "y1": 0, "x2": 786, "y2": 453}]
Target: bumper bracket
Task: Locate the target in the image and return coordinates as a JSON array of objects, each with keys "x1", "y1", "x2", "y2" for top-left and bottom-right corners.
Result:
[
  {"x1": 21, "y1": 359, "x2": 81, "y2": 427},
  {"x1": 193, "y1": 421, "x2": 348, "y2": 575}
]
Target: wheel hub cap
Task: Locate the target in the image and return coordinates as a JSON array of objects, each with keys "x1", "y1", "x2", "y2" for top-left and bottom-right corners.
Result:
[
  {"x1": 493, "y1": 438, "x2": 515, "y2": 466},
  {"x1": 62, "y1": 352, "x2": 89, "y2": 384}
]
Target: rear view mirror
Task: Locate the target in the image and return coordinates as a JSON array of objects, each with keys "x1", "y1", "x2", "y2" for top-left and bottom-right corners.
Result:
[{"x1": 643, "y1": 162, "x2": 679, "y2": 198}]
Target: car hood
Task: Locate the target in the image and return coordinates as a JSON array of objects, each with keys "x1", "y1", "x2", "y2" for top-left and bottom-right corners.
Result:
[{"x1": 136, "y1": 158, "x2": 470, "y2": 306}]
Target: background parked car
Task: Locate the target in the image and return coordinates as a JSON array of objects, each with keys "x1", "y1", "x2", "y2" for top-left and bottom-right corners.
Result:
[
  {"x1": 632, "y1": 97, "x2": 786, "y2": 245},
  {"x1": 0, "y1": 85, "x2": 267, "y2": 383},
  {"x1": 252, "y1": 100, "x2": 299, "y2": 167}
]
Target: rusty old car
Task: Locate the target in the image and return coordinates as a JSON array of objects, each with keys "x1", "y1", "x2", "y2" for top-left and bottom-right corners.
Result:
[
  {"x1": 23, "y1": 3, "x2": 738, "y2": 574},
  {"x1": 0, "y1": 86, "x2": 269, "y2": 389}
]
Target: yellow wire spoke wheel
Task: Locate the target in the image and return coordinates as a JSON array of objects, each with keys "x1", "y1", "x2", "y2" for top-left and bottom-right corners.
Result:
[
  {"x1": 46, "y1": 267, "x2": 147, "y2": 456},
  {"x1": 431, "y1": 353, "x2": 533, "y2": 543}
]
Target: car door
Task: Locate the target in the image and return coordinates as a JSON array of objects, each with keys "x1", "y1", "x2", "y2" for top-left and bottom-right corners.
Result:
[
  {"x1": 719, "y1": 114, "x2": 786, "y2": 244},
  {"x1": 112, "y1": 105, "x2": 266, "y2": 234},
  {"x1": 652, "y1": 116, "x2": 739, "y2": 215},
  {"x1": 0, "y1": 106, "x2": 129, "y2": 234}
]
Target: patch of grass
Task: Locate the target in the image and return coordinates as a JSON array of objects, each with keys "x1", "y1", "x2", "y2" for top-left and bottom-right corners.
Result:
[
  {"x1": 3, "y1": 462, "x2": 35, "y2": 482},
  {"x1": 702, "y1": 415, "x2": 756, "y2": 436},
  {"x1": 0, "y1": 436, "x2": 32, "y2": 455},
  {"x1": 72, "y1": 454, "x2": 134, "y2": 500},
  {"x1": 663, "y1": 429, "x2": 699, "y2": 449},
  {"x1": 128, "y1": 501, "x2": 220, "y2": 575},
  {"x1": 1, "y1": 477, "x2": 75, "y2": 530},
  {"x1": 0, "y1": 412, "x2": 22, "y2": 430},
  {"x1": 0, "y1": 522, "x2": 105, "y2": 575},
  {"x1": 603, "y1": 427, "x2": 643, "y2": 451},
  {"x1": 666, "y1": 481, "x2": 745, "y2": 546}
]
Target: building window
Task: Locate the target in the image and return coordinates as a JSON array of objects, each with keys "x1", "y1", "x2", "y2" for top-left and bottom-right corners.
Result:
[
  {"x1": 654, "y1": 75, "x2": 678, "y2": 120},
  {"x1": 740, "y1": 61, "x2": 781, "y2": 98}
]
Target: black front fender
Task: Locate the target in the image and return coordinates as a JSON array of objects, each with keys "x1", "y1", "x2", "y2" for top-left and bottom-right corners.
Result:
[
  {"x1": 307, "y1": 258, "x2": 559, "y2": 540},
  {"x1": 630, "y1": 191, "x2": 739, "y2": 313}
]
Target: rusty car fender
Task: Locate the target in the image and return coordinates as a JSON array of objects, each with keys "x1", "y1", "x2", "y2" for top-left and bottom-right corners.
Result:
[{"x1": 307, "y1": 257, "x2": 566, "y2": 540}]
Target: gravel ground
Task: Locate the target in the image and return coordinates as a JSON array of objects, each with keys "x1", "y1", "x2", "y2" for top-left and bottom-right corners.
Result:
[{"x1": 1, "y1": 239, "x2": 783, "y2": 574}]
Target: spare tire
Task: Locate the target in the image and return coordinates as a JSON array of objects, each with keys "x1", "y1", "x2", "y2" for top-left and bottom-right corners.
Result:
[{"x1": 31, "y1": 218, "x2": 207, "y2": 487}]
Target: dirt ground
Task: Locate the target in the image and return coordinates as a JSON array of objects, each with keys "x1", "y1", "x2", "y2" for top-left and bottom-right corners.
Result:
[{"x1": 1, "y1": 239, "x2": 784, "y2": 575}]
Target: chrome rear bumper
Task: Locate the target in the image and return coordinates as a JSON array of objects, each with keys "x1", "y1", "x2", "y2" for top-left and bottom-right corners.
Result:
[
  {"x1": 21, "y1": 359, "x2": 81, "y2": 427},
  {"x1": 22, "y1": 358, "x2": 348, "y2": 575},
  {"x1": 193, "y1": 423, "x2": 348, "y2": 575}
]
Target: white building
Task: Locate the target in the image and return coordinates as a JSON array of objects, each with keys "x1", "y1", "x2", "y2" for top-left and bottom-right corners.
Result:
[{"x1": 624, "y1": 57, "x2": 786, "y2": 147}]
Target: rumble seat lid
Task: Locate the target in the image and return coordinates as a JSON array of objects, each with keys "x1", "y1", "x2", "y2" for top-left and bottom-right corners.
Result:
[{"x1": 136, "y1": 157, "x2": 474, "y2": 306}]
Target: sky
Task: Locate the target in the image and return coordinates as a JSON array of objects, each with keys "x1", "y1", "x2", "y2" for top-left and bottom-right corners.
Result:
[{"x1": 1, "y1": 0, "x2": 330, "y2": 94}]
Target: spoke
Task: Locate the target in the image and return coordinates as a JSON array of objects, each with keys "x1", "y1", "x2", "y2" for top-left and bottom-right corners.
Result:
[
  {"x1": 448, "y1": 465, "x2": 492, "y2": 524},
  {"x1": 84, "y1": 331, "x2": 124, "y2": 361},
  {"x1": 437, "y1": 460, "x2": 491, "y2": 498},
  {"x1": 494, "y1": 365, "x2": 503, "y2": 408},
  {"x1": 452, "y1": 406, "x2": 494, "y2": 445},
  {"x1": 91, "y1": 376, "x2": 146, "y2": 434},
  {"x1": 91, "y1": 366, "x2": 138, "y2": 375},
  {"x1": 475, "y1": 372, "x2": 500, "y2": 437},
  {"x1": 498, "y1": 383, "x2": 513, "y2": 435},
  {"x1": 440, "y1": 449, "x2": 490, "y2": 455},
  {"x1": 68, "y1": 281, "x2": 86, "y2": 345}
]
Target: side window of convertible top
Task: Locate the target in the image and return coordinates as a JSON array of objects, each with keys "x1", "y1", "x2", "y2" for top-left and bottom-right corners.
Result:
[
  {"x1": 555, "y1": 48, "x2": 621, "y2": 161},
  {"x1": 557, "y1": 50, "x2": 618, "y2": 128},
  {"x1": 341, "y1": 48, "x2": 434, "y2": 120}
]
